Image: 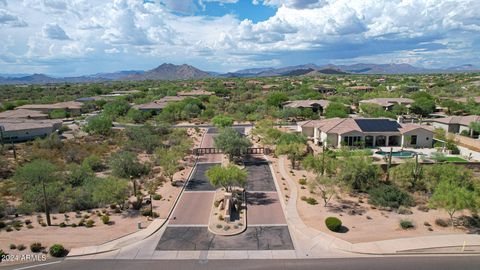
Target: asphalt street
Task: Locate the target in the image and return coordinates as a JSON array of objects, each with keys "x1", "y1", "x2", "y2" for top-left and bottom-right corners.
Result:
[{"x1": 3, "y1": 256, "x2": 480, "y2": 270}]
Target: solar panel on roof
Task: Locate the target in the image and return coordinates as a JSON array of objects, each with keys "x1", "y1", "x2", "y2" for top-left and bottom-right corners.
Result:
[{"x1": 354, "y1": 119, "x2": 401, "y2": 132}]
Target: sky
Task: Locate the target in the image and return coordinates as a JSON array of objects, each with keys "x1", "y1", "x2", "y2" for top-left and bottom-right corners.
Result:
[{"x1": 0, "y1": 0, "x2": 479, "y2": 76}]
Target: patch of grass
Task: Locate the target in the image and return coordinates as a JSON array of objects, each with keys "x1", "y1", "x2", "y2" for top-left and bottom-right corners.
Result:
[{"x1": 443, "y1": 156, "x2": 468, "y2": 163}]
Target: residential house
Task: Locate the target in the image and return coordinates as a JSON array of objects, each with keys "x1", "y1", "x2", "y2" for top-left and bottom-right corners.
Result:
[
  {"x1": 359, "y1": 98, "x2": 414, "y2": 111},
  {"x1": 430, "y1": 115, "x2": 480, "y2": 135},
  {"x1": 16, "y1": 101, "x2": 84, "y2": 115},
  {"x1": 177, "y1": 89, "x2": 214, "y2": 97},
  {"x1": 0, "y1": 109, "x2": 48, "y2": 120},
  {"x1": 314, "y1": 85, "x2": 337, "y2": 95},
  {"x1": 283, "y1": 100, "x2": 330, "y2": 114},
  {"x1": 297, "y1": 118, "x2": 434, "y2": 148},
  {"x1": 348, "y1": 86, "x2": 374, "y2": 91},
  {"x1": 133, "y1": 96, "x2": 185, "y2": 113},
  {"x1": 0, "y1": 118, "x2": 62, "y2": 142}
]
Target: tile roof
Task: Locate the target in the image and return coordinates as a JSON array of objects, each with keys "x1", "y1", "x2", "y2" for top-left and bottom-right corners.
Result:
[
  {"x1": 302, "y1": 117, "x2": 432, "y2": 135},
  {"x1": 433, "y1": 115, "x2": 480, "y2": 126},
  {"x1": 17, "y1": 101, "x2": 83, "y2": 110},
  {"x1": 0, "y1": 109, "x2": 48, "y2": 119},
  {"x1": 0, "y1": 118, "x2": 61, "y2": 132},
  {"x1": 284, "y1": 100, "x2": 330, "y2": 108},
  {"x1": 360, "y1": 98, "x2": 414, "y2": 107},
  {"x1": 177, "y1": 90, "x2": 213, "y2": 96}
]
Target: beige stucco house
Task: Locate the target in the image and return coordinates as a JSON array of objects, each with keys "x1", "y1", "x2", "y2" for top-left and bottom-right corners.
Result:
[
  {"x1": 430, "y1": 115, "x2": 480, "y2": 135},
  {"x1": 297, "y1": 118, "x2": 434, "y2": 148},
  {"x1": 0, "y1": 118, "x2": 62, "y2": 142}
]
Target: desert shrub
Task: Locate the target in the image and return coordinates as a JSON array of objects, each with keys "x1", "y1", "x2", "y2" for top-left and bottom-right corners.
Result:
[
  {"x1": 368, "y1": 185, "x2": 414, "y2": 209},
  {"x1": 59, "y1": 222, "x2": 67, "y2": 228},
  {"x1": 9, "y1": 244, "x2": 16, "y2": 250},
  {"x1": 17, "y1": 244, "x2": 26, "y2": 251},
  {"x1": 214, "y1": 200, "x2": 221, "y2": 208},
  {"x1": 24, "y1": 219, "x2": 32, "y2": 225},
  {"x1": 218, "y1": 214, "x2": 224, "y2": 221},
  {"x1": 6, "y1": 226, "x2": 13, "y2": 232},
  {"x1": 49, "y1": 244, "x2": 69, "y2": 257},
  {"x1": 325, "y1": 217, "x2": 342, "y2": 232},
  {"x1": 435, "y1": 218, "x2": 449, "y2": 227},
  {"x1": 305, "y1": 197, "x2": 318, "y2": 205},
  {"x1": 85, "y1": 219, "x2": 95, "y2": 228},
  {"x1": 397, "y1": 206, "x2": 413, "y2": 215},
  {"x1": 30, "y1": 242, "x2": 43, "y2": 253},
  {"x1": 298, "y1": 178, "x2": 307, "y2": 185},
  {"x1": 101, "y1": 215, "x2": 110, "y2": 225},
  {"x1": 82, "y1": 155, "x2": 104, "y2": 172},
  {"x1": 152, "y1": 194, "x2": 162, "y2": 200},
  {"x1": 417, "y1": 205, "x2": 429, "y2": 212},
  {"x1": 400, "y1": 219, "x2": 415, "y2": 229}
]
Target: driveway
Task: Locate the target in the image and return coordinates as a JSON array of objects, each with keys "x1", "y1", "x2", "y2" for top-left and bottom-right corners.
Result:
[{"x1": 156, "y1": 226, "x2": 293, "y2": 251}]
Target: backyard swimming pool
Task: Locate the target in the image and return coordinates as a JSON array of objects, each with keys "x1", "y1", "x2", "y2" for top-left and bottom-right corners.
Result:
[{"x1": 375, "y1": 150, "x2": 417, "y2": 158}]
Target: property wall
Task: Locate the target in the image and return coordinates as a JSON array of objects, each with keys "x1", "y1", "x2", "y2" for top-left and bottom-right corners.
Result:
[
  {"x1": 300, "y1": 126, "x2": 314, "y2": 137},
  {"x1": 432, "y1": 122, "x2": 459, "y2": 133},
  {"x1": 402, "y1": 129, "x2": 434, "y2": 148}
]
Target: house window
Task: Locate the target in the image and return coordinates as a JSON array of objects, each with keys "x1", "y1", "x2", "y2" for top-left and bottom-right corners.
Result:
[
  {"x1": 343, "y1": 136, "x2": 362, "y2": 146},
  {"x1": 411, "y1": 135, "x2": 417, "y2": 145}
]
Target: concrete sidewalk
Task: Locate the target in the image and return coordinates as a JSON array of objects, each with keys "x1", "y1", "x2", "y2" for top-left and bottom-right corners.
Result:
[
  {"x1": 275, "y1": 155, "x2": 480, "y2": 256},
  {"x1": 68, "y1": 218, "x2": 167, "y2": 257}
]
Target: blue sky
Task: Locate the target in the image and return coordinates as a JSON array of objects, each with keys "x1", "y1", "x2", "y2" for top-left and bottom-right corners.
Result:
[{"x1": 0, "y1": 0, "x2": 479, "y2": 76}]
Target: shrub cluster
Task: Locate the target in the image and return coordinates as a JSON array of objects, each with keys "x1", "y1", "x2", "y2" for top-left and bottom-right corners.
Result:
[
  {"x1": 368, "y1": 185, "x2": 414, "y2": 209},
  {"x1": 325, "y1": 217, "x2": 342, "y2": 232},
  {"x1": 49, "y1": 244, "x2": 69, "y2": 257}
]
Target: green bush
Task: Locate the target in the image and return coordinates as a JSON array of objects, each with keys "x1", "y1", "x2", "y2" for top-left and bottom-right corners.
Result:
[
  {"x1": 49, "y1": 244, "x2": 69, "y2": 257},
  {"x1": 152, "y1": 194, "x2": 162, "y2": 200},
  {"x1": 298, "y1": 178, "x2": 307, "y2": 185},
  {"x1": 368, "y1": 185, "x2": 414, "y2": 209},
  {"x1": 30, "y1": 242, "x2": 43, "y2": 253},
  {"x1": 400, "y1": 219, "x2": 414, "y2": 229},
  {"x1": 325, "y1": 217, "x2": 342, "y2": 232},
  {"x1": 17, "y1": 244, "x2": 26, "y2": 251},
  {"x1": 305, "y1": 197, "x2": 318, "y2": 205},
  {"x1": 82, "y1": 155, "x2": 104, "y2": 172},
  {"x1": 9, "y1": 244, "x2": 16, "y2": 250},
  {"x1": 85, "y1": 219, "x2": 95, "y2": 228},
  {"x1": 101, "y1": 215, "x2": 110, "y2": 225}
]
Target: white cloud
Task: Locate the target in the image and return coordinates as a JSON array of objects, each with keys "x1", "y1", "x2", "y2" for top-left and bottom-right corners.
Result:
[{"x1": 0, "y1": 0, "x2": 479, "y2": 75}]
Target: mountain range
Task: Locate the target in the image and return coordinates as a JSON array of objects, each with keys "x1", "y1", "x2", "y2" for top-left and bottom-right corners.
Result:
[{"x1": 0, "y1": 63, "x2": 478, "y2": 85}]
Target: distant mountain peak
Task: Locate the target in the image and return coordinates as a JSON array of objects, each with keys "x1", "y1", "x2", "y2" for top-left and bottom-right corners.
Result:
[{"x1": 123, "y1": 63, "x2": 211, "y2": 81}]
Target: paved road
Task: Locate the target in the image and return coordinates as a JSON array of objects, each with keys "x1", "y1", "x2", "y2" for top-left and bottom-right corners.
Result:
[{"x1": 4, "y1": 256, "x2": 480, "y2": 270}]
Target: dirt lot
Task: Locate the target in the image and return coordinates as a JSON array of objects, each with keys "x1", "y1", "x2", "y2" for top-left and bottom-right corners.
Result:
[{"x1": 269, "y1": 156, "x2": 473, "y2": 244}]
